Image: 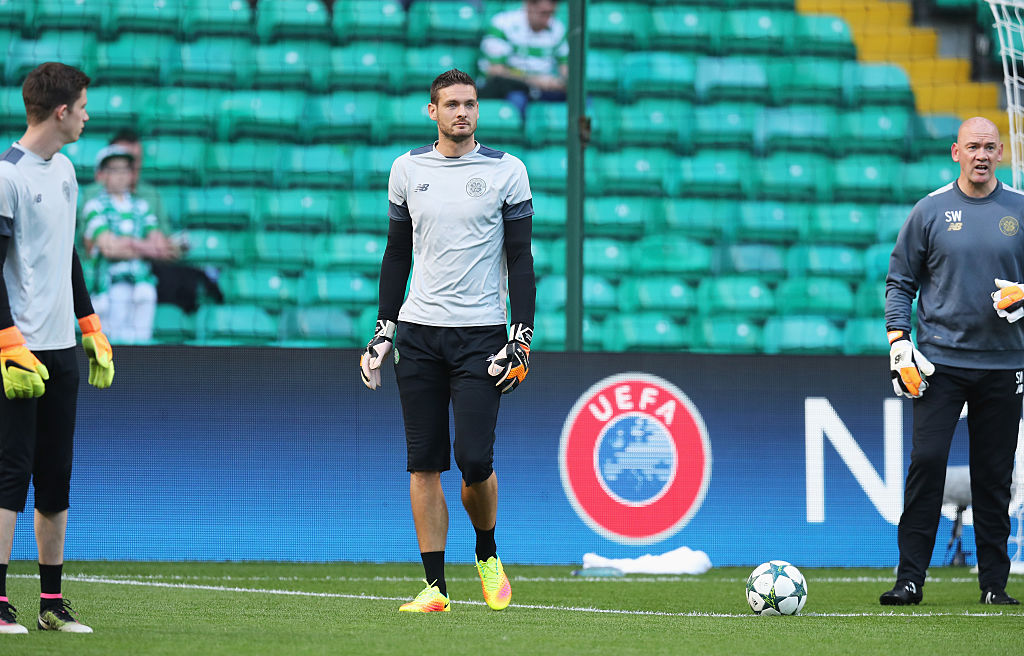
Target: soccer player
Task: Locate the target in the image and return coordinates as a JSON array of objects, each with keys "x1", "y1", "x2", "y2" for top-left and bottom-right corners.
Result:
[
  {"x1": 0, "y1": 63, "x2": 115, "y2": 634},
  {"x1": 359, "y1": 69, "x2": 535, "y2": 613},
  {"x1": 882, "y1": 116, "x2": 1022, "y2": 606}
]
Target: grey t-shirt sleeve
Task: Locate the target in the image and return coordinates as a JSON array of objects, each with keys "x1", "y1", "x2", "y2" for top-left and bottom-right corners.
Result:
[{"x1": 885, "y1": 203, "x2": 928, "y2": 332}]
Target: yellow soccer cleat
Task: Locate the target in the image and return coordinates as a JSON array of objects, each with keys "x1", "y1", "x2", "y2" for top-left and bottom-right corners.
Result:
[
  {"x1": 398, "y1": 581, "x2": 450, "y2": 613},
  {"x1": 475, "y1": 556, "x2": 511, "y2": 610}
]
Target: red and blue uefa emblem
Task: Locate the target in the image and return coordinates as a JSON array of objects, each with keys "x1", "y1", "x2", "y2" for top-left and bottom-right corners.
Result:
[{"x1": 559, "y1": 373, "x2": 712, "y2": 545}]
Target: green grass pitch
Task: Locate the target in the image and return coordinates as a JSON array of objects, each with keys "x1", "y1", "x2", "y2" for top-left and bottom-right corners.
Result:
[{"x1": 1, "y1": 561, "x2": 1021, "y2": 655}]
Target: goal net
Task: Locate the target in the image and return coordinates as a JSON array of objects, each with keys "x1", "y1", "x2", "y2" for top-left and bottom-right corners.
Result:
[{"x1": 988, "y1": 0, "x2": 1024, "y2": 189}]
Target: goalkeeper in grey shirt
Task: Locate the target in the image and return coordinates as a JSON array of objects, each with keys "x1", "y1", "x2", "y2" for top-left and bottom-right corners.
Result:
[{"x1": 882, "y1": 117, "x2": 1023, "y2": 606}]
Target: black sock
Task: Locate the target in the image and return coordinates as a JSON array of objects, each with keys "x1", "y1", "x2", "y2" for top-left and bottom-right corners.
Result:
[
  {"x1": 39, "y1": 563, "x2": 62, "y2": 607},
  {"x1": 0, "y1": 563, "x2": 7, "y2": 598},
  {"x1": 420, "y1": 551, "x2": 446, "y2": 597},
  {"x1": 475, "y1": 524, "x2": 496, "y2": 562}
]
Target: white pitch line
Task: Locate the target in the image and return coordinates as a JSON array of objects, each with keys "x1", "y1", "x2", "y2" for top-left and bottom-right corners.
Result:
[{"x1": 7, "y1": 574, "x2": 1021, "y2": 619}]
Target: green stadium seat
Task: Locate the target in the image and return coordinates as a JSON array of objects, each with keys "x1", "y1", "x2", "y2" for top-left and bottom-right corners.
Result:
[
  {"x1": 839, "y1": 107, "x2": 914, "y2": 155},
  {"x1": 219, "y1": 90, "x2": 307, "y2": 142},
  {"x1": 144, "y1": 87, "x2": 228, "y2": 138},
  {"x1": 533, "y1": 274, "x2": 619, "y2": 314},
  {"x1": 843, "y1": 317, "x2": 888, "y2": 356},
  {"x1": 912, "y1": 113, "x2": 961, "y2": 156},
  {"x1": 0, "y1": 1, "x2": 26, "y2": 33},
  {"x1": 62, "y1": 136, "x2": 109, "y2": 184},
  {"x1": 689, "y1": 316, "x2": 763, "y2": 353},
  {"x1": 864, "y1": 242, "x2": 892, "y2": 281},
  {"x1": 532, "y1": 312, "x2": 603, "y2": 352},
  {"x1": 105, "y1": 0, "x2": 183, "y2": 38},
  {"x1": 775, "y1": 277, "x2": 856, "y2": 315},
  {"x1": 759, "y1": 106, "x2": 839, "y2": 154},
  {"x1": 697, "y1": 276, "x2": 776, "y2": 317},
  {"x1": 167, "y1": 38, "x2": 253, "y2": 88},
  {"x1": 584, "y1": 196, "x2": 654, "y2": 238},
  {"x1": 383, "y1": 93, "x2": 435, "y2": 141},
  {"x1": 594, "y1": 148, "x2": 673, "y2": 195},
  {"x1": 695, "y1": 57, "x2": 769, "y2": 103},
  {"x1": 183, "y1": 229, "x2": 251, "y2": 266},
  {"x1": 806, "y1": 203, "x2": 879, "y2": 245},
  {"x1": 0, "y1": 86, "x2": 26, "y2": 132},
  {"x1": 768, "y1": 58, "x2": 845, "y2": 106},
  {"x1": 758, "y1": 152, "x2": 833, "y2": 202},
  {"x1": 632, "y1": 236, "x2": 714, "y2": 277},
  {"x1": 218, "y1": 268, "x2": 298, "y2": 309},
  {"x1": 80, "y1": 86, "x2": 157, "y2": 133},
  {"x1": 180, "y1": 0, "x2": 253, "y2": 40},
  {"x1": 585, "y1": 98, "x2": 620, "y2": 148},
  {"x1": 206, "y1": 141, "x2": 280, "y2": 187},
  {"x1": 549, "y1": 238, "x2": 632, "y2": 278},
  {"x1": 313, "y1": 233, "x2": 386, "y2": 271},
  {"x1": 5, "y1": 33, "x2": 97, "y2": 85},
  {"x1": 478, "y1": 99, "x2": 524, "y2": 144},
  {"x1": 693, "y1": 102, "x2": 760, "y2": 150},
  {"x1": 588, "y1": 2, "x2": 650, "y2": 49},
  {"x1": 648, "y1": 6, "x2": 721, "y2": 54},
  {"x1": 32, "y1": 0, "x2": 104, "y2": 35},
  {"x1": 786, "y1": 244, "x2": 865, "y2": 280},
  {"x1": 832, "y1": 154, "x2": 900, "y2": 202},
  {"x1": 278, "y1": 144, "x2": 355, "y2": 188},
  {"x1": 661, "y1": 199, "x2": 733, "y2": 241},
  {"x1": 351, "y1": 144, "x2": 416, "y2": 189},
  {"x1": 524, "y1": 102, "x2": 568, "y2": 147},
  {"x1": 532, "y1": 238, "x2": 554, "y2": 275},
  {"x1": 401, "y1": 45, "x2": 478, "y2": 92},
  {"x1": 618, "y1": 276, "x2": 696, "y2": 315},
  {"x1": 278, "y1": 306, "x2": 359, "y2": 347},
  {"x1": 257, "y1": 189, "x2": 339, "y2": 232},
  {"x1": 586, "y1": 49, "x2": 623, "y2": 98},
  {"x1": 900, "y1": 157, "x2": 958, "y2": 202},
  {"x1": 720, "y1": 10, "x2": 793, "y2": 55},
  {"x1": 877, "y1": 204, "x2": 912, "y2": 242},
  {"x1": 305, "y1": 91, "x2": 382, "y2": 143},
  {"x1": 141, "y1": 136, "x2": 207, "y2": 186},
  {"x1": 603, "y1": 313, "x2": 688, "y2": 352},
  {"x1": 253, "y1": 230, "x2": 317, "y2": 269},
  {"x1": 723, "y1": 243, "x2": 787, "y2": 279},
  {"x1": 763, "y1": 315, "x2": 844, "y2": 354},
  {"x1": 674, "y1": 149, "x2": 755, "y2": 198},
  {"x1": 791, "y1": 14, "x2": 855, "y2": 59},
  {"x1": 407, "y1": 1, "x2": 484, "y2": 46},
  {"x1": 843, "y1": 62, "x2": 915, "y2": 107},
  {"x1": 94, "y1": 33, "x2": 175, "y2": 84},
  {"x1": 196, "y1": 304, "x2": 278, "y2": 345},
  {"x1": 531, "y1": 192, "x2": 567, "y2": 237},
  {"x1": 252, "y1": 41, "x2": 331, "y2": 91},
  {"x1": 255, "y1": 0, "x2": 331, "y2": 43},
  {"x1": 521, "y1": 147, "x2": 568, "y2": 193},
  {"x1": 855, "y1": 280, "x2": 887, "y2": 317},
  {"x1": 343, "y1": 189, "x2": 389, "y2": 232},
  {"x1": 735, "y1": 201, "x2": 805, "y2": 243},
  {"x1": 182, "y1": 187, "x2": 258, "y2": 230},
  {"x1": 153, "y1": 303, "x2": 196, "y2": 343},
  {"x1": 620, "y1": 52, "x2": 697, "y2": 100},
  {"x1": 618, "y1": 98, "x2": 693, "y2": 152},
  {"x1": 333, "y1": 0, "x2": 407, "y2": 44}
]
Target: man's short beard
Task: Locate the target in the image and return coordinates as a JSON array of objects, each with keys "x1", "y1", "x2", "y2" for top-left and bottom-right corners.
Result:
[{"x1": 441, "y1": 127, "x2": 474, "y2": 143}]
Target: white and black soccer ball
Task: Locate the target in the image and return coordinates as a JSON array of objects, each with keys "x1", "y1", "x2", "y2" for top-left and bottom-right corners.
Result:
[{"x1": 745, "y1": 560, "x2": 808, "y2": 616}]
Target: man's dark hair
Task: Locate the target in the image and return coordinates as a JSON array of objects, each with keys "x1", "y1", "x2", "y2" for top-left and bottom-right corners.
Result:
[
  {"x1": 21, "y1": 62, "x2": 91, "y2": 125},
  {"x1": 430, "y1": 69, "x2": 477, "y2": 105},
  {"x1": 110, "y1": 128, "x2": 141, "y2": 145}
]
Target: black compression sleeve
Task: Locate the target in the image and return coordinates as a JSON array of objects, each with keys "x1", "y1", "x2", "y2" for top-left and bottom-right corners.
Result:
[
  {"x1": 0, "y1": 235, "x2": 12, "y2": 329},
  {"x1": 504, "y1": 216, "x2": 535, "y2": 327},
  {"x1": 71, "y1": 247, "x2": 96, "y2": 319},
  {"x1": 378, "y1": 218, "x2": 413, "y2": 321}
]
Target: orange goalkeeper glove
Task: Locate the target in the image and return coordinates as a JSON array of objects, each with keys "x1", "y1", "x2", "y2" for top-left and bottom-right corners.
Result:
[
  {"x1": 79, "y1": 314, "x2": 114, "y2": 389},
  {"x1": 992, "y1": 278, "x2": 1024, "y2": 323},
  {"x1": 0, "y1": 325, "x2": 48, "y2": 399},
  {"x1": 888, "y1": 329, "x2": 934, "y2": 398},
  {"x1": 487, "y1": 323, "x2": 533, "y2": 394}
]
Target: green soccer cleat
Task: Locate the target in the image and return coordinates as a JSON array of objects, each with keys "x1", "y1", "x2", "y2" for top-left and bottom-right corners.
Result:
[
  {"x1": 38, "y1": 599, "x2": 93, "y2": 633},
  {"x1": 399, "y1": 581, "x2": 450, "y2": 613},
  {"x1": 475, "y1": 556, "x2": 511, "y2": 610}
]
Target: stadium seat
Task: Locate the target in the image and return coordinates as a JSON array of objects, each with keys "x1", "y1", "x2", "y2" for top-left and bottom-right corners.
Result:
[
  {"x1": 900, "y1": 157, "x2": 958, "y2": 202},
  {"x1": 620, "y1": 52, "x2": 697, "y2": 100},
  {"x1": 532, "y1": 238, "x2": 555, "y2": 275},
  {"x1": 617, "y1": 98, "x2": 693, "y2": 152},
  {"x1": 181, "y1": 0, "x2": 253, "y2": 40},
  {"x1": 219, "y1": 268, "x2": 298, "y2": 309},
  {"x1": 252, "y1": 41, "x2": 331, "y2": 91},
  {"x1": 632, "y1": 236, "x2": 714, "y2": 277},
  {"x1": 350, "y1": 144, "x2": 418, "y2": 189},
  {"x1": 768, "y1": 58, "x2": 845, "y2": 106},
  {"x1": 863, "y1": 242, "x2": 892, "y2": 281},
  {"x1": 877, "y1": 204, "x2": 911, "y2": 242},
  {"x1": 407, "y1": 1, "x2": 484, "y2": 45},
  {"x1": 255, "y1": 0, "x2": 332, "y2": 43},
  {"x1": 5, "y1": 33, "x2": 97, "y2": 85},
  {"x1": 167, "y1": 38, "x2": 253, "y2": 88},
  {"x1": 333, "y1": 0, "x2": 407, "y2": 44},
  {"x1": 689, "y1": 316, "x2": 763, "y2": 353},
  {"x1": 258, "y1": 189, "x2": 340, "y2": 232},
  {"x1": 141, "y1": 137, "x2": 207, "y2": 186},
  {"x1": 693, "y1": 103, "x2": 760, "y2": 150},
  {"x1": 0, "y1": 1, "x2": 26, "y2": 33},
  {"x1": 584, "y1": 196, "x2": 655, "y2": 238},
  {"x1": 312, "y1": 233, "x2": 387, "y2": 271},
  {"x1": 763, "y1": 315, "x2": 844, "y2": 354},
  {"x1": 586, "y1": 49, "x2": 622, "y2": 98},
  {"x1": 594, "y1": 148, "x2": 673, "y2": 196},
  {"x1": 105, "y1": 0, "x2": 183, "y2": 38},
  {"x1": 759, "y1": 106, "x2": 839, "y2": 154},
  {"x1": 144, "y1": 87, "x2": 228, "y2": 138},
  {"x1": 588, "y1": 2, "x2": 650, "y2": 49},
  {"x1": 549, "y1": 238, "x2": 632, "y2": 278},
  {"x1": 219, "y1": 90, "x2": 307, "y2": 142},
  {"x1": 674, "y1": 150, "x2": 755, "y2": 198},
  {"x1": 278, "y1": 144, "x2": 356, "y2": 188},
  {"x1": 618, "y1": 276, "x2": 696, "y2": 314},
  {"x1": 912, "y1": 113, "x2": 961, "y2": 157},
  {"x1": 661, "y1": 199, "x2": 733, "y2": 241},
  {"x1": 81, "y1": 86, "x2": 156, "y2": 134},
  {"x1": 383, "y1": 93, "x2": 436, "y2": 141},
  {"x1": 603, "y1": 313, "x2": 688, "y2": 352},
  {"x1": 478, "y1": 99, "x2": 524, "y2": 144},
  {"x1": 786, "y1": 244, "x2": 865, "y2": 279},
  {"x1": 843, "y1": 317, "x2": 888, "y2": 355},
  {"x1": 305, "y1": 91, "x2": 382, "y2": 143},
  {"x1": 206, "y1": 141, "x2": 280, "y2": 187},
  {"x1": 278, "y1": 306, "x2": 359, "y2": 347},
  {"x1": 648, "y1": 5, "x2": 721, "y2": 54},
  {"x1": 153, "y1": 304, "x2": 196, "y2": 344},
  {"x1": 530, "y1": 192, "x2": 567, "y2": 236},
  {"x1": 401, "y1": 45, "x2": 479, "y2": 92},
  {"x1": 182, "y1": 187, "x2": 258, "y2": 230},
  {"x1": 694, "y1": 57, "x2": 769, "y2": 104},
  {"x1": 533, "y1": 274, "x2": 619, "y2": 314},
  {"x1": 735, "y1": 201, "x2": 805, "y2": 243},
  {"x1": 720, "y1": 10, "x2": 793, "y2": 55},
  {"x1": 805, "y1": 203, "x2": 879, "y2": 245},
  {"x1": 196, "y1": 304, "x2": 278, "y2": 344},
  {"x1": 62, "y1": 136, "x2": 110, "y2": 183},
  {"x1": 832, "y1": 155, "x2": 900, "y2": 202},
  {"x1": 532, "y1": 312, "x2": 604, "y2": 351},
  {"x1": 837, "y1": 107, "x2": 913, "y2": 155},
  {"x1": 93, "y1": 34, "x2": 175, "y2": 84},
  {"x1": 791, "y1": 14, "x2": 855, "y2": 59},
  {"x1": 297, "y1": 270, "x2": 378, "y2": 308},
  {"x1": 775, "y1": 277, "x2": 856, "y2": 315},
  {"x1": 341, "y1": 189, "x2": 389, "y2": 233},
  {"x1": 330, "y1": 42, "x2": 404, "y2": 90},
  {"x1": 855, "y1": 280, "x2": 887, "y2": 317},
  {"x1": 722, "y1": 243, "x2": 788, "y2": 279},
  {"x1": 521, "y1": 147, "x2": 568, "y2": 193},
  {"x1": 524, "y1": 102, "x2": 568, "y2": 147},
  {"x1": 32, "y1": 0, "x2": 104, "y2": 35},
  {"x1": 843, "y1": 62, "x2": 915, "y2": 107},
  {"x1": 0, "y1": 86, "x2": 26, "y2": 132},
  {"x1": 584, "y1": 98, "x2": 620, "y2": 148},
  {"x1": 183, "y1": 229, "x2": 251, "y2": 266},
  {"x1": 253, "y1": 230, "x2": 318, "y2": 270},
  {"x1": 697, "y1": 276, "x2": 776, "y2": 317},
  {"x1": 759, "y1": 152, "x2": 833, "y2": 202}
]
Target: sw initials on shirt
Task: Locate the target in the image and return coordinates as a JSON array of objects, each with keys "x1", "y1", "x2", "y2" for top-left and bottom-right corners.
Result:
[{"x1": 945, "y1": 210, "x2": 963, "y2": 231}]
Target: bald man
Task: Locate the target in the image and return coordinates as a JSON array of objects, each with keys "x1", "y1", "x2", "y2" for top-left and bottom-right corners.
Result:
[{"x1": 882, "y1": 117, "x2": 1023, "y2": 606}]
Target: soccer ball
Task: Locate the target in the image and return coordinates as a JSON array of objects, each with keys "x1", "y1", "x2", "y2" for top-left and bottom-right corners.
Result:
[{"x1": 745, "y1": 560, "x2": 808, "y2": 616}]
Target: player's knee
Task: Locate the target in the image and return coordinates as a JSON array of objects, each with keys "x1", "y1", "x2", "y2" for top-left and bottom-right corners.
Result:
[{"x1": 455, "y1": 451, "x2": 493, "y2": 485}]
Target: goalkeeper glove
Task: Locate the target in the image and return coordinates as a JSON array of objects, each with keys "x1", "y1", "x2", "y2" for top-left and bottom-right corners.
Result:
[
  {"x1": 79, "y1": 314, "x2": 114, "y2": 389},
  {"x1": 0, "y1": 325, "x2": 48, "y2": 400},
  {"x1": 359, "y1": 319, "x2": 396, "y2": 390},
  {"x1": 992, "y1": 278, "x2": 1024, "y2": 323},
  {"x1": 888, "y1": 330, "x2": 934, "y2": 398},
  {"x1": 487, "y1": 323, "x2": 532, "y2": 394}
]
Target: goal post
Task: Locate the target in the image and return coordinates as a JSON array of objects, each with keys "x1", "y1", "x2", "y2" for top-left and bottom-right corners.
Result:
[{"x1": 987, "y1": 0, "x2": 1024, "y2": 189}]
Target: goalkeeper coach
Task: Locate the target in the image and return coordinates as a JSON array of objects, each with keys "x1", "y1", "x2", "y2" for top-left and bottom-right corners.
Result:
[
  {"x1": 882, "y1": 117, "x2": 1022, "y2": 607},
  {"x1": 360, "y1": 69, "x2": 535, "y2": 613}
]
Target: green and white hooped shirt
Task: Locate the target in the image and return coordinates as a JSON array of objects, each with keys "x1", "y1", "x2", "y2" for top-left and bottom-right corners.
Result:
[{"x1": 82, "y1": 190, "x2": 158, "y2": 293}]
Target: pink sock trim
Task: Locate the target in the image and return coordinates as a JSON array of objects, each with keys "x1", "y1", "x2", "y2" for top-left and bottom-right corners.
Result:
[
  {"x1": 0, "y1": 596, "x2": 7, "y2": 602},
  {"x1": 40, "y1": 593, "x2": 62, "y2": 600}
]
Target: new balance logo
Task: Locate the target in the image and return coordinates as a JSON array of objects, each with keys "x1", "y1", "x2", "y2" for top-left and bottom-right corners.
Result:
[
  {"x1": 945, "y1": 210, "x2": 963, "y2": 231},
  {"x1": 414, "y1": 183, "x2": 429, "y2": 192}
]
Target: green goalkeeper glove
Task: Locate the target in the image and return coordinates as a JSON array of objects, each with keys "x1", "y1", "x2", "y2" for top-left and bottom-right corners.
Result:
[
  {"x1": 0, "y1": 325, "x2": 48, "y2": 399},
  {"x1": 360, "y1": 319, "x2": 396, "y2": 390},
  {"x1": 888, "y1": 329, "x2": 934, "y2": 398},
  {"x1": 79, "y1": 314, "x2": 114, "y2": 389},
  {"x1": 487, "y1": 323, "x2": 533, "y2": 394}
]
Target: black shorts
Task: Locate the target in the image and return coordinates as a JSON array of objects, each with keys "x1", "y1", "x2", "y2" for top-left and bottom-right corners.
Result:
[
  {"x1": 0, "y1": 347, "x2": 79, "y2": 512},
  {"x1": 394, "y1": 322, "x2": 506, "y2": 484}
]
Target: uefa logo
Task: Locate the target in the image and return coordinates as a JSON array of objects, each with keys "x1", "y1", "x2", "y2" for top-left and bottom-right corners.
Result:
[{"x1": 558, "y1": 373, "x2": 711, "y2": 545}]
